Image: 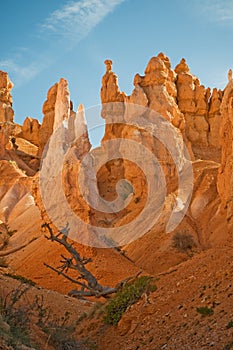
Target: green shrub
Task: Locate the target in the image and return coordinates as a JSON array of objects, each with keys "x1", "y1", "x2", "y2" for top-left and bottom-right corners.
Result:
[
  {"x1": 226, "y1": 320, "x2": 233, "y2": 329},
  {"x1": 196, "y1": 306, "x2": 214, "y2": 316},
  {"x1": 104, "y1": 276, "x2": 157, "y2": 325}
]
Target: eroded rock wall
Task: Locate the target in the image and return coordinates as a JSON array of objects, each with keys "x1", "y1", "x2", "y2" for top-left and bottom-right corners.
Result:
[
  {"x1": 217, "y1": 72, "x2": 233, "y2": 229},
  {"x1": 0, "y1": 71, "x2": 14, "y2": 123},
  {"x1": 175, "y1": 59, "x2": 222, "y2": 161}
]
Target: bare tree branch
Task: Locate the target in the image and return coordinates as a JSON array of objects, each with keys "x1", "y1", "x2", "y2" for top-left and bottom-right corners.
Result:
[
  {"x1": 44, "y1": 262, "x2": 89, "y2": 290},
  {"x1": 43, "y1": 223, "x2": 142, "y2": 299},
  {"x1": 43, "y1": 223, "x2": 110, "y2": 297}
]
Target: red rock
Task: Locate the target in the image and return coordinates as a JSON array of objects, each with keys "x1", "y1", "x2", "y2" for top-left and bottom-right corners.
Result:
[{"x1": 0, "y1": 71, "x2": 14, "y2": 123}]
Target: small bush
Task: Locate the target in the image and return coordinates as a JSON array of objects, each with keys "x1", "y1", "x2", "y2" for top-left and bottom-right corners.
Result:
[
  {"x1": 34, "y1": 296, "x2": 77, "y2": 350},
  {"x1": 41, "y1": 314, "x2": 80, "y2": 350},
  {"x1": 172, "y1": 232, "x2": 196, "y2": 253},
  {"x1": 104, "y1": 276, "x2": 157, "y2": 325},
  {"x1": 196, "y1": 306, "x2": 214, "y2": 316},
  {"x1": 0, "y1": 284, "x2": 32, "y2": 348},
  {"x1": 226, "y1": 320, "x2": 233, "y2": 329}
]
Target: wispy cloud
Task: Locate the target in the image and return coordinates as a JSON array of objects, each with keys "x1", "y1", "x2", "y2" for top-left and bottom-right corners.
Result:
[
  {"x1": 41, "y1": 0, "x2": 125, "y2": 42},
  {"x1": 0, "y1": 0, "x2": 125, "y2": 86},
  {"x1": 197, "y1": 0, "x2": 233, "y2": 24},
  {"x1": 0, "y1": 59, "x2": 49, "y2": 84}
]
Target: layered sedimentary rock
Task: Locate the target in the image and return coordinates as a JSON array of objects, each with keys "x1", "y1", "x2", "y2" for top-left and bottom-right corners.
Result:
[
  {"x1": 101, "y1": 54, "x2": 184, "y2": 129},
  {"x1": 1, "y1": 52, "x2": 233, "y2": 247},
  {"x1": 53, "y1": 78, "x2": 71, "y2": 130},
  {"x1": 37, "y1": 83, "x2": 58, "y2": 156},
  {"x1": 217, "y1": 71, "x2": 233, "y2": 228},
  {"x1": 175, "y1": 59, "x2": 222, "y2": 161},
  {"x1": 33, "y1": 77, "x2": 99, "y2": 246},
  {"x1": 99, "y1": 55, "x2": 188, "y2": 201},
  {"x1": 98, "y1": 55, "x2": 233, "y2": 247},
  {"x1": 1, "y1": 53, "x2": 233, "y2": 305},
  {"x1": 38, "y1": 79, "x2": 77, "y2": 156},
  {"x1": 101, "y1": 59, "x2": 125, "y2": 104},
  {"x1": 101, "y1": 54, "x2": 223, "y2": 162},
  {"x1": 132, "y1": 53, "x2": 184, "y2": 129},
  {"x1": 21, "y1": 117, "x2": 41, "y2": 146},
  {"x1": 0, "y1": 73, "x2": 40, "y2": 175},
  {"x1": 0, "y1": 71, "x2": 14, "y2": 123}
]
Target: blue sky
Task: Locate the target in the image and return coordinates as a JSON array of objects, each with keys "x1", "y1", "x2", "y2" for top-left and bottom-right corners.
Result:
[{"x1": 1, "y1": 0, "x2": 233, "y2": 144}]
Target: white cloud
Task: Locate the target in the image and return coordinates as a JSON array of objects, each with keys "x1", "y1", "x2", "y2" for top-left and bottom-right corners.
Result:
[
  {"x1": 0, "y1": 60, "x2": 40, "y2": 83},
  {"x1": 199, "y1": 0, "x2": 233, "y2": 24},
  {"x1": 0, "y1": 57, "x2": 53, "y2": 87},
  {"x1": 0, "y1": 0, "x2": 125, "y2": 86},
  {"x1": 42, "y1": 0, "x2": 125, "y2": 42}
]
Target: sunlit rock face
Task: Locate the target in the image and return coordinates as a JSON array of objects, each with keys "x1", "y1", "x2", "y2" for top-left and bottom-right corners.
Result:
[
  {"x1": 217, "y1": 71, "x2": 233, "y2": 228},
  {"x1": 1, "y1": 53, "x2": 233, "y2": 249},
  {"x1": 99, "y1": 55, "x2": 193, "y2": 202},
  {"x1": 175, "y1": 58, "x2": 222, "y2": 162},
  {"x1": 0, "y1": 71, "x2": 14, "y2": 123},
  {"x1": 21, "y1": 117, "x2": 41, "y2": 147},
  {"x1": 98, "y1": 56, "x2": 194, "y2": 244},
  {"x1": 37, "y1": 82, "x2": 58, "y2": 157},
  {"x1": 101, "y1": 54, "x2": 223, "y2": 163}
]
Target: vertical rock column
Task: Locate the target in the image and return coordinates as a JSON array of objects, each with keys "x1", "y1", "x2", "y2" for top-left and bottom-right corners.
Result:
[
  {"x1": 175, "y1": 58, "x2": 222, "y2": 161},
  {"x1": 175, "y1": 59, "x2": 209, "y2": 155},
  {"x1": 0, "y1": 71, "x2": 14, "y2": 123},
  {"x1": 38, "y1": 79, "x2": 79, "y2": 156},
  {"x1": 38, "y1": 83, "x2": 58, "y2": 156},
  {"x1": 217, "y1": 70, "x2": 233, "y2": 227}
]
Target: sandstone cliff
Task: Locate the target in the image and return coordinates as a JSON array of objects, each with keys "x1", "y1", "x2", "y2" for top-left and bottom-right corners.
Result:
[
  {"x1": 217, "y1": 70, "x2": 233, "y2": 230},
  {"x1": 0, "y1": 54, "x2": 232, "y2": 282},
  {"x1": 0, "y1": 71, "x2": 14, "y2": 123},
  {"x1": 175, "y1": 58, "x2": 222, "y2": 161},
  {"x1": 101, "y1": 54, "x2": 223, "y2": 163},
  {"x1": 1, "y1": 54, "x2": 233, "y2": 350}
]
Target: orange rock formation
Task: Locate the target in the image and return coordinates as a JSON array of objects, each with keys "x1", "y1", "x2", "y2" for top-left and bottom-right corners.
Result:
[{"x1": 0, "y1": 54, "x2": 233, "y2": 349}]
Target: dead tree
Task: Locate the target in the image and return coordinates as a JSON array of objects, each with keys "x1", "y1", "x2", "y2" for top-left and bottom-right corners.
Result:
[{"x1": 43, "y1": 223, "x2": 141, "y2": 299}]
